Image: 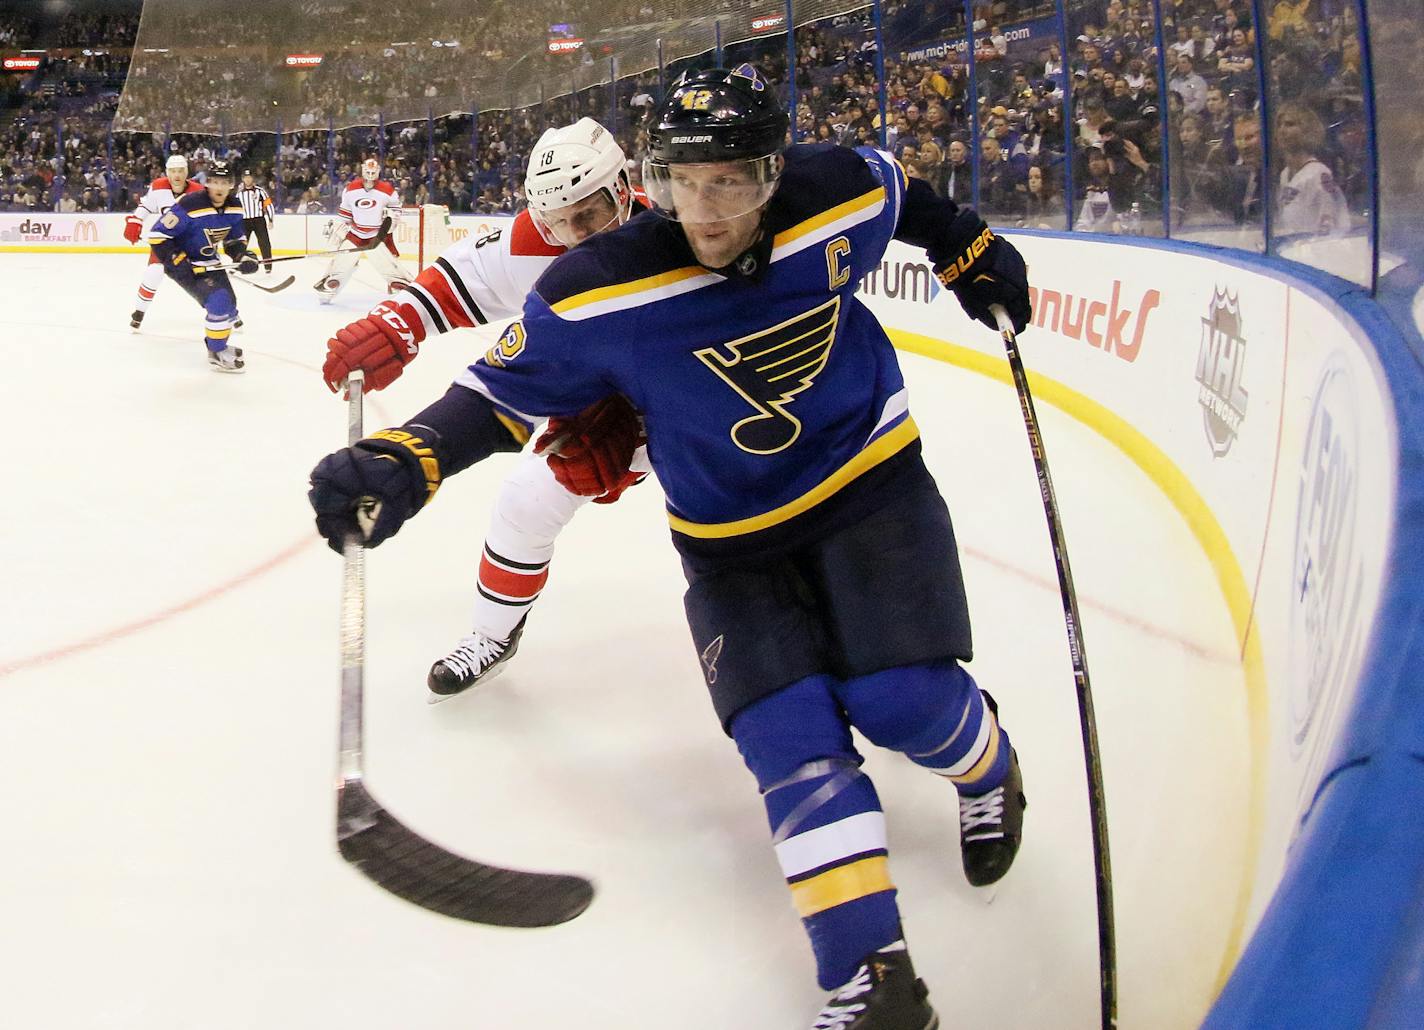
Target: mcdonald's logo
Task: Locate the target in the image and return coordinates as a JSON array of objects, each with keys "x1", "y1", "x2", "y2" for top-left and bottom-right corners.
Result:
[{"x1": 74, "y1": 219, "x2": 100, "y2": 243}]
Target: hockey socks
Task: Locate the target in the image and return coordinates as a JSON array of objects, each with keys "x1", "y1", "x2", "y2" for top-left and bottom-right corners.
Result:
[
  {"x1": 472, "y1": 544, "x2": 549, "y2": 642},
  {"x1": 732, "y1": 676, "x2": 903, "y2": 990},
  {"x1": 834, "y1": 659, "x2": 1012, "y2": 795},
  {"x1": 134, "y1": 260, "x2": 165, "y2": 313}
]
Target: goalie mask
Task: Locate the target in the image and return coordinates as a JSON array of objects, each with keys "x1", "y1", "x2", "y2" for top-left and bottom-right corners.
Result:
[
  {"x1": 642, "y1": 65, "x2": 789, "y2": 223},
  {"x1": 361, "y1": 158, "x2": 380, "y2": 185},
  {"x1": 523, "y1": 118, "x2": 633, "y2": 248}
]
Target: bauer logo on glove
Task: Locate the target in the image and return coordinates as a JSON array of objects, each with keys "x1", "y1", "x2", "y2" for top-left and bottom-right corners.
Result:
[{"x1": 934, "y1": 226, "x2": 995, "y2": 287}]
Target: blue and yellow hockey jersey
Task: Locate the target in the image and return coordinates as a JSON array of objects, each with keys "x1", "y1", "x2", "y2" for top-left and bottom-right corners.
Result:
[
  {"x1": 147, "y1": 189, "x2": 247, "y2": 269},
  {"x1": 463, "y1": 143, "x2": 940, "y2": 552}
]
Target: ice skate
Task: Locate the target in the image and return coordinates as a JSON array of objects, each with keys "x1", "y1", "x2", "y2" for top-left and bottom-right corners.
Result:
[
  {"x1": 811, "y1": 942, "x2": 939, "y2": 1030},
  {"x1": 232, "y1": 317, "x2": 244, "y2": 331},
  {"x1": 208, "y1": 345, "x2": 245, "y2": 373},
  {"x1": 427, "y1": 617, "x2": 525, "y2": 702},
  {"x1": 129, "y1": 309, "x2": 144, "y2": 332},
  {"x1": 958, "y1": 741, "x2": 1026, "y2": 887}
]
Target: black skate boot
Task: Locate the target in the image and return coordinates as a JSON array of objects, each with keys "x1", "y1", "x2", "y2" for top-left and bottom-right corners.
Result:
[
  {"x1": 232, "y1": 317, "x2": 244, "y2": 330},
  {"x1": 130, "y1": 309, "x2": 144, "y2": 331},
  {"x1": 207, "y1": 345, "x2": 245, "y2": 373},
  {"x1": 811, "y1": 942, "x2": 939, "y2": 1030},
  {"x1": 427, "y1": 617, "x2": 526, "y2": 701},
  {"x1": 957, "y1": 694, "x2": 1026, "y2": 887}
]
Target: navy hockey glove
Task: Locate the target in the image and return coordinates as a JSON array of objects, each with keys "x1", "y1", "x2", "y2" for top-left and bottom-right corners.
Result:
[
  {"x1": 933, "y1": 212, "x2": 1031, "y2": 334},
  {"x1": 308, "y1": 429, "x2": 442, "y2": 552},
  {"x1": 230, "y1": 248, "x2": 260, "y2": 275}
]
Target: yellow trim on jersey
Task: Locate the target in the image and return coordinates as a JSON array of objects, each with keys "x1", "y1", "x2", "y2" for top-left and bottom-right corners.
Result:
[
  {"x1": 790, "y1": 855, "x2": 893, "y2": 918},
  {"x1": 184, "y1": 207, "x2": 217, "y2": 217},
  {"x1": 887, "y1": 325, "x2": 1267, "y2": 996},
  {"x1": 207, "y1": 327, "x2": 232, "y2": 340},
  {"x1": 550, "y1": 266, "x2": 706, "y2": 316},
  {"x1": 772, "y1": 187, "x2": 884, "y2": 251},
  {"x1": 494, "y1": 410, "x2": 532, "y2": 446},
  {"x1": 667, "y1": 416, "x2": 918, "y2": 539}
]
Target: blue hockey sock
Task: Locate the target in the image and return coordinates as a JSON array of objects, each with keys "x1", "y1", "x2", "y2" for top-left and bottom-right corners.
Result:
[
  {"x1": 835, "y1": 659, "x2": 1012, "y2": 794},
  {"x1": 731, "y1": 676, "x2": 905, "y2": 990}
]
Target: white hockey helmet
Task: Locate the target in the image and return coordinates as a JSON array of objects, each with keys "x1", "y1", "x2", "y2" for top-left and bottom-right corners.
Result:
[
  {"x1": 524, "y1": 117, "x2": 633, "y2": 247},
  {"x1": 361, "y1": 157, "x2": 380, "y2": 183},
  {"x1": 165, "y1": 153, "x2": 188, "y2": 179}
]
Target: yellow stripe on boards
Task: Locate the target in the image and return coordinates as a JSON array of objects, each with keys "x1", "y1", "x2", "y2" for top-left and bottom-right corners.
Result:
[
  {"x1": 790, "y1": 855, "x2": 893, "y2": 918},
  {"x1": 886, "y1": 325, "x2": 1267, "y2": 998}
]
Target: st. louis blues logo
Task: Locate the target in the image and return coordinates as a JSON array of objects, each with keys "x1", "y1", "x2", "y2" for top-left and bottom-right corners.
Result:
[
  {"x1": 694, "y1": 296, "x2": 840, "y2": 454},
  {"x1": 730, "y1": 63, "x2": 766, "y2": 91},
  {"x1": 700, "y1": 635, "x2": 725, "y2": 685},
  {"x1": 200, "y1": 225, "x2": 232, "y2": 258}
]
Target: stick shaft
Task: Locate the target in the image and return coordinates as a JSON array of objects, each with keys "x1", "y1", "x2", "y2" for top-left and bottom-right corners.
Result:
[
  {"x1": 338, "y1": 370, "x2": 367, "y2": 784},
  {"x1": 992, "y1": 306, "x2": 1117, "y2": 1029}
]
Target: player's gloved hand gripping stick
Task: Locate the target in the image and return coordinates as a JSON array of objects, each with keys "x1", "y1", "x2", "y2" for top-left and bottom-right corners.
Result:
[{"x1": 318, "y1": 369, "x2": 596, "y2": 927}]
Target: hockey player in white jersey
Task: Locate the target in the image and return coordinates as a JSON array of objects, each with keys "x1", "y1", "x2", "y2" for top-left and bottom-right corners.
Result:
[
  {"x1": 321, "y1": 117, "x2": 642, "y2": 697},
  {"x1": 125, "y1": 154, "x2": 206, "y2": 331},
  {"x1": 314, "y1": 158, "x2": 409, "y2": 302}
]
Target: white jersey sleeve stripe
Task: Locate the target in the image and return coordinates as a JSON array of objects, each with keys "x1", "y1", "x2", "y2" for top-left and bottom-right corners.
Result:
[{"x1": 406, "y1": 283, "x2": 451, "y2": 334}]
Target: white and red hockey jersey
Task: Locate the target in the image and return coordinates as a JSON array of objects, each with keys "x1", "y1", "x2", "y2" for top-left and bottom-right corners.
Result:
[
  {"x1": 339, "y1": 178, "x2": 402, "y2": 246},
  {"x1": 375, "y1": 198, "x2": 650, "y2": 344},
  {"x1": 132, "y1": 176, "x2": 204, "y2": 232},
  {"x1": 376, "y1": 209, "x2": 567, "y2": 344}
]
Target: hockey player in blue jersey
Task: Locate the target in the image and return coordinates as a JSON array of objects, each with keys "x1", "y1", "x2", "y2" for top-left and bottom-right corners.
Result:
[
  {"x1": 310, "y1": 66, "x2": 1032, "y2": 1029},
  {"x1": 146, "y1": 159, "x2": 258, "y2": 372}
]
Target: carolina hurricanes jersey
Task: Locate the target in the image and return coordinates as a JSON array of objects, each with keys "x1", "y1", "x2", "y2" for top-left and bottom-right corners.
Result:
[
  {"x1": 132, "y1": 176, "x2": 204, "y2": 231},
  {"x1": 379, "y1": 210, "x2": 566, "y2": 344},
  {"x1": 377, "y1": 200, "x2": 650, "y2": 346},
  {"x1": 460, "y1": 144, "x2": 925, "y2": 551},
  {"x1": 339, "y1": 179, "x2": 401, "y2": 243}
]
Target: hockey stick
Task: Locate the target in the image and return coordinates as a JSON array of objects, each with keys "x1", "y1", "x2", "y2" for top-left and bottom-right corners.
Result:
[
  {"x1": 991, "y1": 304, "x2": 1117, "y2": 1029},
  {"x1": 334, "y1": 369, "x2": 596, "y2": 927},
  {"x1": 226, "y1": 268, "x2": 297, "y2": 293}
]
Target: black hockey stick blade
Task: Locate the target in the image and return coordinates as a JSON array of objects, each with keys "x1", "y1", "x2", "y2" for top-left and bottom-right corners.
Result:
[
  {"x1": 336, "y1": 778, "x2": 595, "y2": 928},
  {"x1": 232, "y1": 272, "x2": 296, "y2": 293}
]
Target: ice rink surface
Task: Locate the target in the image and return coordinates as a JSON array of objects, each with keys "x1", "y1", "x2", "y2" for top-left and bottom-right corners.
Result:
[{"x1": 1, "y1": 254, "x2": 1249, "y2": 1029}]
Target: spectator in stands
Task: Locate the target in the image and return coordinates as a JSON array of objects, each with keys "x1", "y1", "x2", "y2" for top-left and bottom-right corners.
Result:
[
  {"x1": 980, "y1": 133, "x2": 1026, "y2": 218},
  {"x1": 1168, "y1": 53, "x2": 1208, "y2": 117},
  {"x1": 944, "y1": 137, "x2": 972, "y2": 204},
  {"x1": 1020, "y1": 163, "x2": 1063, "y2": 228},
  {"x1": 1274, "y1": 102, "x2": 1352, "y2": 237}
]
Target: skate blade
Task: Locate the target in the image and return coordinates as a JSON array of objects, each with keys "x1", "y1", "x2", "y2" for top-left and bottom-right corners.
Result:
[{"x1": 426, "y1": 662, "x2": 508, "y2": 705}]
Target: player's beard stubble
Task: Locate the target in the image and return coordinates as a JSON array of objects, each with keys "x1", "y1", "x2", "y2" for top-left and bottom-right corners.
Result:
[{"x1": 681, "y1": 206, "x2": 765, "y2": 270}]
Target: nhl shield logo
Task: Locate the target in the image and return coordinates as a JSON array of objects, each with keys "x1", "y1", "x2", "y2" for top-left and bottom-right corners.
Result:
[{"x1": 1194, "y1": 287, "x2": 1249, "y2": 457}]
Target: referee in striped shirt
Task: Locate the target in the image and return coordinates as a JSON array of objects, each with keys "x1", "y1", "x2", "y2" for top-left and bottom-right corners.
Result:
[{"x1": 236, "y1": 169, "x2": 275, "y2": 273}]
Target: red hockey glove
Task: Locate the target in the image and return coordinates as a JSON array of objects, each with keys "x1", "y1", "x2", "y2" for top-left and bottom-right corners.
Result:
[
  {"x1": 535, "y1": 395, "x2": 644, "y2": 499},
  {"x1": 323, "y1": 304, "x2": 420, "y2": 394},
  {"x1": 592, "y1": 470, "x2": 648, "y2": 505},
  {"x1": 123, "y1": 216, "x2": 143, "y2": 244}
]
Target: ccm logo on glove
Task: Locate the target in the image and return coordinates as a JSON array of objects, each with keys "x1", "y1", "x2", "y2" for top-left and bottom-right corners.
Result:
[
  {"x1": 934, "y1": 226, "x2": 996, "y2": 287},
  {"x1": 376, "y1": 306, "x2": 417, "y2": 356}
]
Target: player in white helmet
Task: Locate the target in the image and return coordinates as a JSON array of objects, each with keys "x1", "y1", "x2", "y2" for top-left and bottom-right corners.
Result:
[
  {"x1": 126, "y1": 153, "x2": 206, "y2": 330},
  {"x1": 320, "y1": 117, "x2": 646, "y2": 697},
  {"x1": 314, "y1": 157, "x2": 408, "y2": 302}
]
